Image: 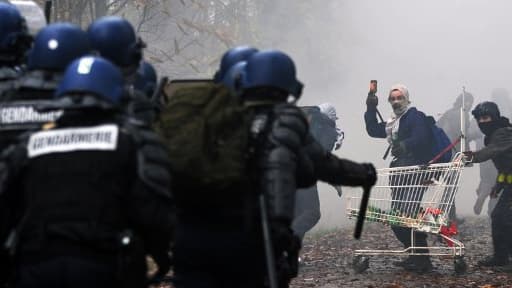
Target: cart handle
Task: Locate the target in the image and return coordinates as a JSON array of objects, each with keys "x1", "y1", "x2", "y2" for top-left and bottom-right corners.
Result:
[{"x1": 427, "y1": 137, "x2": 461, "y2": 165}]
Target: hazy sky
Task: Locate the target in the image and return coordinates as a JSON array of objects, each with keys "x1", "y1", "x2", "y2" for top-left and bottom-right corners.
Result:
[
  {"x1": 274, "y1": 0, "x2": 512, "y2": 230},
  {"x1": 143, "y1": 0, "x2": 511, "y2": 230}
]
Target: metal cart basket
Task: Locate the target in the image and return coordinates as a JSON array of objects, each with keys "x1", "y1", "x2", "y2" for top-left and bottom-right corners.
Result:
[{"x1": 346, "y1": 153, "x2": 468, "y2": 273}]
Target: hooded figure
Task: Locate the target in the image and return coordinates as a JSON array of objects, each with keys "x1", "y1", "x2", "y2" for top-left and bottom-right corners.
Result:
[
  {"x1": 388, "y1": 84, "x2": 410, "y2": 116},
  {"x1": 318, "y1": 102, "x2": 344, "y2": 150},
  {"x1": 364, "y1": 83, "x2": 434, "y2": 273},
  {"x1": 437, "y1": 92, "x2": 476, "y2": 153},
  {"x1": 474, "y1": 88, "x2": 512, "y2": 216},
  {"x1": 463, "y1": 101, "x2": 512, "y2": 270}
]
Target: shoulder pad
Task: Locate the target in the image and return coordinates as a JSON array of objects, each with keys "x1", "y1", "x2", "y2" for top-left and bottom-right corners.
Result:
[
  {"x1": 0, "y1": 68, "x2": 19, "y2": 81},
  {"x1": 15, "y1": 71, "x2": 60, "y2": 91},
  {"x1": 494, "y1": 127, "x2": 512, "y2": 139},
  {"x1": 123, "y1": 122, "x2": 172, "y2": 198},
  {"x1": 269, "y1": 104, "x2": 309, "y2": 151},
  {"x1": 273, "y1": 104, "x2": 309, "y2": 136}
]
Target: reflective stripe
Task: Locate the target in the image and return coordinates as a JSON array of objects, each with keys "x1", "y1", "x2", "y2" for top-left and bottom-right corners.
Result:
[{"x1": 497, "y1": 173, "x2": 512, "y2": 184}]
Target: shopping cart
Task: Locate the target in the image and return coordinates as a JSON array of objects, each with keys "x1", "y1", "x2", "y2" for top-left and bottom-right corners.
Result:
[{"x1": 346, "y1": 153, "x2": 468, "y2": 274}]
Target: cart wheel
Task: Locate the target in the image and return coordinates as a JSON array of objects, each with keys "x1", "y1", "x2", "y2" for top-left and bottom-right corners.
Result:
[
  {"x1": 352, "y1": 255, "x2": 369, "y2": 273},
  {"x1": 454, "y1": 256, "x2": 467, "y2": 275}
]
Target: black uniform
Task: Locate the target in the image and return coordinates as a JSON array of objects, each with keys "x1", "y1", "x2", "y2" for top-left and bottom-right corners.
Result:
[
  {"x1": 172, "y1": 102, "x2": 374, "y2": 288},
  {"x1": 0, "y1": 70, "x2": 64, "y2": 150},
  {"x1": 0, "y1": 111, "x2": 174, "y2": 288},
  {"x1": 0, "y1": 66, "x2": 20, "y2": 97},
  {"x1": 472, "y1": 119, "x2": 512, "y2": 265},
  {"x1": 122, "y1": 70, "x2": 159, "y2": 125}
]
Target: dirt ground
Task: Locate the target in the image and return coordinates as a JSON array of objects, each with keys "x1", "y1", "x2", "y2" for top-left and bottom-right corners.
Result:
[
  {"x1": 291, "y1": 217, "x2": 512, "y2": 288},
  {"x1": 152, "y1": 217, "x2": 512, "y2": 288}
]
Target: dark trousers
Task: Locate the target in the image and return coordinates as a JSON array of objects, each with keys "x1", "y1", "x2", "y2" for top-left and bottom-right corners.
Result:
[
  {"x1": 292, "y1": 185, "x2": 321, "y2": 241},
  {"x1": 491, "y1": 188, "x2": 512, "y2": 262},
  {"x1": 15, "y1": 256, "x2": 119, "y2": 288},
  {"x1": 390, "y1": 169, "x2": 429, "y2": 254},
  {"x1": 173, "y1": 222, "x2": 275, "y2": 288}
]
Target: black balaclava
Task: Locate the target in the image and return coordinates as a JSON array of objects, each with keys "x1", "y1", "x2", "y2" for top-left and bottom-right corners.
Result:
[{"x1": 479, "y1": 117, "x2": 511, "y2": 146}]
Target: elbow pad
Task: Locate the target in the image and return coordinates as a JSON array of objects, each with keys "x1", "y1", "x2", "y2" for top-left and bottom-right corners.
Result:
[
  {"x1": 127, "y1": 123, "x2": 172, "y2": 199},
  {"x1": 261, "y1": 146, "x2": 297, "y2": 224},
  {"x1": 268, "y1": 104, "x2": 309, "y2": 152}
]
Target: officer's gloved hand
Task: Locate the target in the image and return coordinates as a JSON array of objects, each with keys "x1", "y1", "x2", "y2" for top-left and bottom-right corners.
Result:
[
  {"x1": 363, "y1": 163, "x2": 377, "y2": 187},
  {"x1": 391, "y1": 142, "x2": 406, "y2": 158},
  {"x1": 366, "y1": 93, "x2": 378, "y2": 108},
  {"x1": 270, "y1": 219, "x2": 296, "y2": 253}
]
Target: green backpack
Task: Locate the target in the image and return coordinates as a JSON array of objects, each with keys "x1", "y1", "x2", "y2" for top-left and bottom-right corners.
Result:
[{"x1": 156, "y1": 81, "x2": 251, "y2": 189}]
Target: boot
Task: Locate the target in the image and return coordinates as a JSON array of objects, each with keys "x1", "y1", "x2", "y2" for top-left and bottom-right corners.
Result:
[
  {"x1": 403, "y1": 255, "x2": 433, "y2": 273},
  {"x1": 478, "y1": 256, "x2": 509, "y2": 267},
  {"x1": 393, "y1": 256, "x2": 415, "y2": 267},
  {"x1": 495, "y1": 263, "x2": 512, "y2": 273}
]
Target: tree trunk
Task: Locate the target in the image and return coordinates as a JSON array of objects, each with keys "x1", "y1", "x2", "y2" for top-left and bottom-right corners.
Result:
[{"x1": 94, "y1": 0, "x2": 107, "y2": 19}]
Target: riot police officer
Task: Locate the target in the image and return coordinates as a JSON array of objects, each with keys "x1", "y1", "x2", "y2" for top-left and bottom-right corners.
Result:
[
  {"x1": 171, "y1": 49, "x2": 376, "y2": 288},
  {"x1": 0, "y1": 56, "x2": 174, "y2": 288},
  {"x1": 0, "y1": 2, "x2": 32, "y2": 95},
  {"x1": 214, "y1": 45, "x2": 258, "y2": 83},
  {"x1": 464, "y1": 102, "x2": 512, "y2": 271},
  {"x1": 87, "y1": 16, "x2": 154, "y2": 123},
  {"x1": 134, "y1": 61, "x2": 158, "y2": 99},
  {"x1": 0, "y1": 22, "x2": 90, "y2": 150}
]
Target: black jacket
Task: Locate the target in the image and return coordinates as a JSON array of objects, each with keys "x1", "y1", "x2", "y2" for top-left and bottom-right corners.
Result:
[
  {"x1": 473, "y1": 126, "x2": 512, "y2": 174},
  {"x1": 2, "y1": 112, "x2": 174, "y2": 265}
]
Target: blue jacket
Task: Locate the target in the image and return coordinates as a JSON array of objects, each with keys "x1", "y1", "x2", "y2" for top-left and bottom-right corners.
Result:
[{"x1": 364, "y1": 106, "x2": 433, "y2": 166}]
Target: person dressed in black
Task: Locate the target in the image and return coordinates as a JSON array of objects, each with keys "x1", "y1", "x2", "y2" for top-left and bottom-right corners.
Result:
[
  {"x1": 0, "y1": 56, "x2": 174, "y2": 288},
  {"x1": 170, "y1": 49, "x2": 376, "y2": 288},
  {"x1": 463, "y1": 102, "x2": 512, "y2": 272},
  {"x1": 0, "y1": 2, "x2": 32, "y2": 95},
  {"x1": 0, "y1": 22, "x2": 90, "y2": 150}
]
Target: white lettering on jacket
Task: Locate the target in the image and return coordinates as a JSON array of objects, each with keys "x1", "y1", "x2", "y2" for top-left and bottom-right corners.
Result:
[{"x1": 27, "y1": 124, "x2": 119, "y2": 158}]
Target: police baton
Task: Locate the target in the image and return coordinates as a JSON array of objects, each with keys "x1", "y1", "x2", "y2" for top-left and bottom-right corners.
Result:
[
  {"x1": 354, "y1": 185, "x2": 372, "y2": 239},
  {"x1": 259, "y1": 194, "x2": 278, "y2": 288}
]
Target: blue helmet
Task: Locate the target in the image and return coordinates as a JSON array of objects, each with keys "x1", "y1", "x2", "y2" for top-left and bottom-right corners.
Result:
[
  {"x1": 242, "y1": 50, "x2": 303, "y2": 98},
  {"x1": 213, "y1": 46, "x2": 258, "y2": 83},
  {"x1": 56, "y1": 56, "x2": 124, "y2": 105},
  {"x1": 134, "y1": 61, "x2": 157, "y2": 98},
  {"x1": 87, "y1": 16, "x2": 144, "y2": 68},
  {"x1": 0, "y1": 3, "x2": 31, "y2": 59},
  {"x1": 221, "y1": 61, "x2": 246, "y2": 94},
  {"x1": 27, "y1": 22, "x2": 90, "y2": 71}
]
